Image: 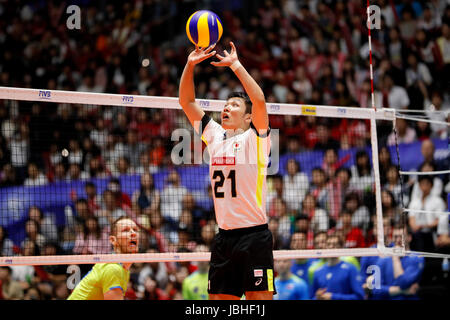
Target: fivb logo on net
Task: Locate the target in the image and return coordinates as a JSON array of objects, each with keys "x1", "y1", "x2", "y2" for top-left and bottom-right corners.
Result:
[
  {"x1": 38, "y1": 90, "x2": 51, "y2": 100},
  {"x1": 170, "y1": 123, "x2": 280, "y2": 175}
]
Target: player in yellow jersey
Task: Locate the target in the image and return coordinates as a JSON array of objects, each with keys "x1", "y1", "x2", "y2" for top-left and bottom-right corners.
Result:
[
  {"x1": 179, "y1": 42, "x2": 275, "y2": 300},
  {"x1": 67, "y1": 216, "x2": 139, "y2": 300}
]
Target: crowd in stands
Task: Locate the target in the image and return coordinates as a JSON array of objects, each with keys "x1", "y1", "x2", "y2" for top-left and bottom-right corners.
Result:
[{"x1": 0, "y1": 0, "x2": 449, "y2": 300}]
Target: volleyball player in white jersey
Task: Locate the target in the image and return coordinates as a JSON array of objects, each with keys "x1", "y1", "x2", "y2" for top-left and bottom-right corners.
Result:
[{"x1": 179, "y1": 42, "x2": 275, "y2": 300}]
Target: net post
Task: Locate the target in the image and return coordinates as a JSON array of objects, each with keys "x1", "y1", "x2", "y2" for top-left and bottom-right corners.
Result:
[{"x1": 370, "y1": 110, "x2": 386, "y2": 252}]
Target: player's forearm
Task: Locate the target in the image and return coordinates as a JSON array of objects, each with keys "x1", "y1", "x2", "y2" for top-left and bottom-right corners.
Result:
[
  {"x1": 179, "y1": 62, "x2": 204, "y2": 127},
  {"x1": 392, "y1": 256, "x2": 404, "y2": 279},
  {"x1": 232, "y1": 63, "x2": 265, "y2": 107},
  {"x1": 232, "y1": 63, "x2": 268, "y2": 130},
  {"x1": 179, "y1": 62, "x2": 197, "y2": 106}
]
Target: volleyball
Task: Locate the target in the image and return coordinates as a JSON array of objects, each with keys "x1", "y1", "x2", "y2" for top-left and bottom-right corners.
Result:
[{"x1": 186, "y1": 10, "x2": 223, "y2": 47}]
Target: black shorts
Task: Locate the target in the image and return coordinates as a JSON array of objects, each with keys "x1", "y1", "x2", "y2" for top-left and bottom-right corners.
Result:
[{"x1": 208, "y1": 224, "x2": 276, "y2": 297}]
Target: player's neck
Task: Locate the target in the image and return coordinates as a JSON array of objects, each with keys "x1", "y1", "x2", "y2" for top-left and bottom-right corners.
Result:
[
  {"x1": 224, "y1": 127, "x2": 248, "y2": 139},
  {"x1": 327, "y1": 258, "x2": 340, "y2": 266},
  {"x1": 279, "y1": 272, "x2": 291, "y2": 281}
]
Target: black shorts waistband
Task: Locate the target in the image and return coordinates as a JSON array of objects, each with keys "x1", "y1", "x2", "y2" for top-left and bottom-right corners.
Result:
[{"x1": 218, "y1": 224, "x2": 268, "y2": 236}]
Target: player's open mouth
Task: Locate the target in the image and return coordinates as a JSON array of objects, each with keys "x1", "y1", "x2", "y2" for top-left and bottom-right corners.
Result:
[
  {"x1": 222, "y1": 114, "x2": 230, "y2": 120},
  {"x1": 129, "y1": 240, "x2": 137, "y2": 246}
]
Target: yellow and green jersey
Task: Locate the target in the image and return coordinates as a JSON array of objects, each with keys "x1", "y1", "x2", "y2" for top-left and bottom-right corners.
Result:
[
  {"x1": 68, "y1": 263, "x2": 130, "y2": 300},
  {"x1": 182, "y1": 271, "x2": 209, "y2": 300}
]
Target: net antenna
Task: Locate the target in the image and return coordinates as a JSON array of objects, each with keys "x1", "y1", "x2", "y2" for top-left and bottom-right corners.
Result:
[{"x1": 0, "y1": 86, "x2": 404, "y2": 266}]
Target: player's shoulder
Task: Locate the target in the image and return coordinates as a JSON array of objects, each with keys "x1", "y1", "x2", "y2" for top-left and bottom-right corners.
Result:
[
  {"x1": 249, "y1": 122, "x2": 270, "y2": 138},
  {"x1": 201, "y1": 114, "x2": 223, "y2": 133},
  {"x1": 100, "y1": 263, "x2": 125, "y2": 275},
  {"x1": 339, "y1": 260, "x2": 358, "y2": 272},
  {"x1": 290, "y1": 274, "x2": 307, "y2": 286}
]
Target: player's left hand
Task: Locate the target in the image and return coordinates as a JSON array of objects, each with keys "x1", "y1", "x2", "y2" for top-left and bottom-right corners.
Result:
[{"x1": 211, "y1": 41, "x2": 238, "y2": 67}]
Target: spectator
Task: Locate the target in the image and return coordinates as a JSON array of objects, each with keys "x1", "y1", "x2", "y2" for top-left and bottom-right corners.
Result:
[
  {"x1": 24, "y1": 286, "x2": 43, "y2": 300},
  {"x1": 310, "y1": 167, "x2": 330, "y2": 211},
  {"x1": 8, "y1": 122, "x2": 30, "y2": 183},
  {"x1": 23, "y1": 162, "x2": 48, "y2": 186},
  {"x1": 289, "y1": 232, "x2": 316, "y2": 284},
  {"x1": 437, "y1": 209, "x2": 450, "y2": 254},
  {"x1": 27, "y1": 206, "x2": 58, "y2": 243},
  {"x1": 274, "y1": 259, "x2": 309, "y2": 300},
  {"x1": 181, "y1": 193, "x2": 207, "y2": 241},
  {"x1": 96, "y1": 189, "x2": 127, "y2": 229},
  {"x1": 0, "y1": 163, "x2": 19, "y2": 187},
  {"x1": 366, "y1": 226, "x2": 424, "y2": 300},
  {"x1": 66, "y1": 163, "x2": 89, "y2": 181},
  {"x1": 322, "y1": 148, "x2": 340, "y2": 179},
  {"x1": 385, "y1": 165, "x2": 409, "y2": 206},
  {"x1": 408, "y1": 175, "x2": 446, "y2": 252},
  {"x1": 314, "y1": 122, "x2": 340, "y2": 151},
  {"x1": 271, "y1": 198, "x2": 293, "y2": 248},
  {"x1": 72, "y1": 216, "x2": 111, "y2": 255},
  {"x1": 107, "y1": 177, "x2": 132, "y2": 210},
  {"x1": 135, "y1": 150, "x2": 159, "y2": 175},
  {"x1": 425, "y1": 90, "x2": 450, "y2": 138},
  {"x1": 139, "y1": 274, "x2": 170, "y2": 300},
  {"x1": 52, "y1": 281, "x2": 70, "y2": 300},
  {"x1": 0, "y1": 266, "x2": 24, "y2": 300},
  {"x1": 293, "y1": 214, "x2": 314, "y2": 249},
  {"x1": 115, "y1": 156, "x2": 133, "y2": 176},
  {"x1": 51, "y1": 162, "x2": 67, "y2": 183},
  {"x1": 67, "y1": 139, "x2": 84, "y2": 167},
  {"x1": 87, "y1": 156, "x2": 110, "y2": 179},
  {"x1": 381, "y1": 189, "x2": 403, "y2": 226},
  {"x1": 123, "y1": 130, "x2": 148, "y2": 169},
  {"x1": 419, "y1": 139, "x2": 437, "y2": 166},
  {"x1": 0, "y1": 226, "x2": 14, "y2": 257},
  {"x1": 350, "y1": 150, "x2": 374, "y2": 193},
  {"x1": 300, "y1": 193, "x2": 329, "y2": 233},
  {"x1": 378, "y1": 146, "x2": 394, "y2": 185},
  {"x1": 20, "y1": 219, "x2": 46, "y2": 253},
  {"x1": 282, "y1": 159, "x2": 309, "y2": 213},
  {"x1": 336, "y1": 210, "x2": 366, "y2": 249},
  {"x1": 266, "y1": 174, "x2": 284, "y2": 217},
  {"x1": 84, "y1": 182, "x2": 101, "y2": 214},
  {"x1": 160, "y1": 170, "x2": 188, "y2": 228},
  {"x1": 132, "y1": 172, "x2": 160, "y2": 215},
  {"x1": 310, "y1": 234, "x2": 364, "y2": 300},
  {"x1": 138, "y1": 249, "x2": 170, "y2": 294},
  {"x1": 342, "y1": 192, "x2": 371, "y2": 232},
  {"x1": 330, "y1": 167, "x2": 354, "y2": 221},
  {"x1": 182, "y1": 244, "x2": 209, "y2": 300},
  {"x1": 381, "y1": 73, "x2": 410, "y2": 110},
  {"x1": 410, "y1": 162, "x2": 443, "y2": 201}
]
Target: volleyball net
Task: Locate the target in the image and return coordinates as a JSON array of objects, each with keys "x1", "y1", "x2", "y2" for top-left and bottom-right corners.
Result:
[{"x1": 0, "y1": 86, "x2": 448, "y2": 268}]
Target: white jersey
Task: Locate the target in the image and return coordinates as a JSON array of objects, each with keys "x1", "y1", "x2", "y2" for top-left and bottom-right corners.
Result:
[{"x1": 196, "y1": 115, "x2": 271, "y2": 230}]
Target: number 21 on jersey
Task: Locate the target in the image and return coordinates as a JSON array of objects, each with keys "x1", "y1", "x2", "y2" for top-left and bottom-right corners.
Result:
[{"x1": 212, "y1": 169, "x2": 237, "y2": 198}]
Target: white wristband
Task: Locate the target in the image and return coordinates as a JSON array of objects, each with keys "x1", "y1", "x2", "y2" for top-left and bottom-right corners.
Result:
[{"x1": 230, "y1": 60, "x2": 242, "y2": 72}]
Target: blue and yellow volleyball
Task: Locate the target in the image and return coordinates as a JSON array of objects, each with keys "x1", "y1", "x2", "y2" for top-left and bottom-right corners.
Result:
[{"x1": 186, "y1": 10, "x2": 223, "y2": 47}]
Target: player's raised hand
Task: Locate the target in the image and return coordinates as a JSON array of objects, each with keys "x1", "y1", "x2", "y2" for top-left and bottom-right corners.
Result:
[
  {"x1": 187, "y1": 44, "x2": 216, "y2": 66},
  {"x1": 211, "y1": 41, "x2": 238, "y2": 67}
]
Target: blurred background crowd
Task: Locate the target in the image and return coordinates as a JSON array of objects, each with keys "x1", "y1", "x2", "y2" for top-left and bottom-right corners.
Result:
[{"x1": 0, "y1": 0, "x2": 449, "y2": 300}]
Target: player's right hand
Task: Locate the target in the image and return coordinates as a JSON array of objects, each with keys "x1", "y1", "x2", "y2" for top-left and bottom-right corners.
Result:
[{"x1": 187, "y1": 44, "x2": 216, "y2": 66}]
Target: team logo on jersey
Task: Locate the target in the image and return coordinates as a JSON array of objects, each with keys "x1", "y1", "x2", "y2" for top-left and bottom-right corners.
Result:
[
  {"x1": 211, "y1": 157, "x2": 235, "y2": 166},
  {"x1": 232, "y1": 141, "x2": 242, "y2": 153},
  {"x1": 326, "y1": 273, "x2": 332, "y2": 280}
]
